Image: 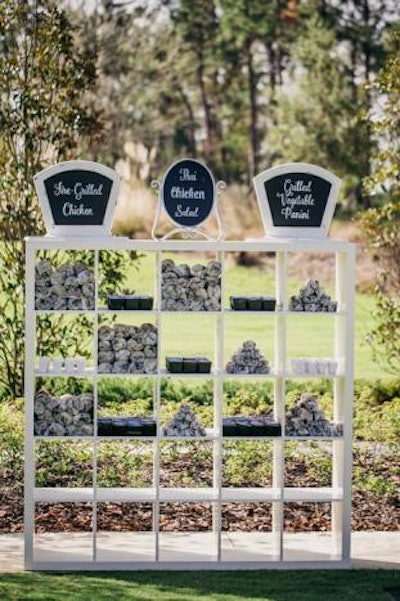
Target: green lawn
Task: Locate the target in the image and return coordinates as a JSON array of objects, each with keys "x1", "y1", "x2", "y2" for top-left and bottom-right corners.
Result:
[
  {"x1": 0, "y1": 570, "x2": 398, "y2": 601},
  {"x1": 119, "y1": 252, "x2": 386, "y2": 380}
]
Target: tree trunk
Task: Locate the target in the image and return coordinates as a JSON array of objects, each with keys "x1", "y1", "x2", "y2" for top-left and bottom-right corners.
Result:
[{"x1": 245, "y1": 36, "x2": 260, "y2": 181}]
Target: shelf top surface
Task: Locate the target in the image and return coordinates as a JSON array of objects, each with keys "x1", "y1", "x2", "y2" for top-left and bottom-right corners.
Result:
[{"x1": 25, "y1": 236, "x2": 355, "y2": 253}]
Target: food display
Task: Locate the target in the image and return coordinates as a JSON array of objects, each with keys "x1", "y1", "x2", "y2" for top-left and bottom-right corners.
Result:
[
  {"x1": 166, "y1": 356, "x2": 212, "y2": 374},
  {"x1": 290, "y1": 358, "x2": 338, "y2": 376},
  {"x1": 36, "y1": 356, "x2": 87, "y2": 374},
  {"x1": 230, "y1": 296, "x2": 276, "y2": 311},
  {"x1": 161, "y1": 259, "x2": 221, "y2": 311},
  {"x1": 107, "y1": 295, "x2": 154, "y2": 310},
  {"x1": 35, "y1": 260, "x2": 95, "y2": 310},
  {"x1": 162, "y1": 404, "x2": 207, "y2": 437},
  {"x1": 223, "y1": 416, "x2": 281, "y2": 437},
  {"x1": 225, "y1": 340, "x2": 271, "y2": 374},
  {"x1": 98, "y1": 323, "x2": 157, "y2": 374},
  {"x1": 34, "y1": 388, "x2": 94, "y2": 436},
  {"x1": 289, "y1": 279, "x2": 337, "y2": 312},
  {"x1": 97, "y1": 416, "x2": 156, "y2": 436},
  {"x1": 285, "y1": 393, "x2": 343, "y2": 437}
]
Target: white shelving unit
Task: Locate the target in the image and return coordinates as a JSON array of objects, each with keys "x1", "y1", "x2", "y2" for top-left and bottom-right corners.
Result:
[{"x1": 25, "y1": 236, "x2": 355, "y2": 570}]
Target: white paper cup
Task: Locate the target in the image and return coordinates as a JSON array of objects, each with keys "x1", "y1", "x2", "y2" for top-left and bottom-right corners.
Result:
[
  {"x1": 65, "y1": 358, "x2": 76, "y2": 374},
  {"x1": 328, "y1": 360, "x2": 338, "y2": 375},
  {"x1": 307, "y1": 360, "x2": 318, "y2": 375},
  {"x1": 76, "y1": 357, "x2": 86, "y2": 374},
  {"x1": 52, "y1": 357, "x2": 64, "y2": 372}
]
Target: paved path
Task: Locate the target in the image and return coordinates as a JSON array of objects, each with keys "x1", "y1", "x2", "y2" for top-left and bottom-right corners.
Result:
[{"x1": 0, "y1": 532, "x2": 398, "y2": 572}]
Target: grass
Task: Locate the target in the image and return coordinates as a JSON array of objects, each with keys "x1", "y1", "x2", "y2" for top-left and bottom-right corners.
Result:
[
  {"x1": 117, "y1": 252, "x2": 386, "y2": 380},
  {"x1": 0, "y1": 570, "x2": 399, "y2": 601}
]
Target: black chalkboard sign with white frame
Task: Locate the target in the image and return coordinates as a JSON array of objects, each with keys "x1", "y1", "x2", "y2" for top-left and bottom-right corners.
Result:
[
  {"x1": 152, "y1": 158, "x2": 224, "y2": 240},
  {"x1": 253, "y1": 163, "x2": 340, "y2": 238},
  {"x1": 34, "y1": 160, "x2": 121, "y2": 237}
]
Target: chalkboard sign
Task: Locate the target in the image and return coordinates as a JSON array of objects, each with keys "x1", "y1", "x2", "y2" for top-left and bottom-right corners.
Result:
[
  {"x1": 161, "y1": 159, "x2": 215, "y2": 228},
  {"x1": 35, "y1": 160, "x2": 121, "y2": 236},
  {"x1": 253, "y1": 163, "x2": 340, "y2": 239}
]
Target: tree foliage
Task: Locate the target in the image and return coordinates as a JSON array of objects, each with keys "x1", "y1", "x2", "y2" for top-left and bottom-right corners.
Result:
[
  {"x1": 0, "y1": 0, "x2": 101, "y2": 399},
  {"x1": 359, "y1": 28, "x2": 400, "y2": 372}
]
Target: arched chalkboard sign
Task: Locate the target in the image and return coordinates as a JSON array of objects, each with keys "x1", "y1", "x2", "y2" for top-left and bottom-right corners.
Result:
[
  {"x1": 161, "y1": 159, "x2": 216, "y2": 228},
  {"x1": 34, "y1": 160, "x2": 121, "y2": 237},
  {"x1": 253, "y1": 163, "x2": 341, "y2": 238}
]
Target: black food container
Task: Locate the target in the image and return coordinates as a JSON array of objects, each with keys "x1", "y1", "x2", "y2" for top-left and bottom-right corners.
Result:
[
  {"x1": 124, "y1": 295, "x2": 140, "y2": 310},
  {"x1": 139, "y1": 295, "x2": 154, "y2": 310},
  {"x1": 141, "y1": 417, "x2": 157, "y2": 436},
  {"x1": 248, "y1": 417, "x2": 265, "y2": 436},
  {"x1": 166, "y1": 357, "x2": 183, "y2": 373},
  {"x1": 235, "y1": 417, "x2": 254, "y2": 436},
  {"x1": 110, "y1": 417, "x2": 127, "y2": 436},
  {"x1": 262, "y1": 297, "x2": 276, "y2": 311},
  {"x1": 247, "y1": 297, "x2": 263, "y2": 311},
  {"x1": 183, "y1": 358, "x2": 198, "y2": 373},
  {"x1": 97, "y1": 417, "x2": 114, "y2": 436},
  {"x1": 222, "y1": 417, "x2": 238, "y2": 436},
  {"x1": 230, "y1": 296, "x2": 247, "y2": 310},
  {"x1": 261, "y1": 418, "x2": 281, "y2": 436},
  {"x1": 125, "y1": 417, "x2": 143, "y2": 436},
  {"x1": 107, "y1": 295, "x2": 125, "y2": 310},
  {"x1": 197, "y1": 357, "x2": 212, "y2": 373}
]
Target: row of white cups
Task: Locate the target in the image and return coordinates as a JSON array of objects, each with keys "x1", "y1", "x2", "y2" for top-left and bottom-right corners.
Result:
[
  {"x1": 36, "y1": 356, "x2": 338, "y2": 376},
  {"x1": 290, "y1": 358, "x2": 338, "y2": 376},
  {"x1": 36, "y1": 356, "x2": 87, "y2": 375}
]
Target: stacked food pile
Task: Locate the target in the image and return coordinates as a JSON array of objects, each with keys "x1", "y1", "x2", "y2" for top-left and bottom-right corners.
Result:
[
  {"x1": 285, "y1": 393, "x2": 343, "y2": 436},
  {"x1": 161, "y1": 259, "x2": 221, "y2": 311},
  {"x1": 35, "y1": 260, "x2": 95, "y2": 310},
  {"x1": 34, "y1": 388, "x2": 93, "y2": 436},
  {"x1": 225, "y1": 340, "x2": 271, "y2": 374},
  {"x1": 162, "y1": 404, "x2": 207, "y2": 437},
  {"x1": 98, "y1": 323, "x2": 157, "y2": 373},
  {"x1": 289, "y1": 280, "x2": 337, "y2": 312}
]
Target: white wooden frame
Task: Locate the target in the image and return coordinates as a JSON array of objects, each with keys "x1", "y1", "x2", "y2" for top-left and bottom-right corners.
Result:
[
  {"x1": 253, "y1": 163, "x2": 341, "y2": 239},
  {"x1": 25, "y1": 236, "x2": 355, "y2": 570},
  {"x1": 34, "y1": 160, "x2": 121, "y2": 237}
]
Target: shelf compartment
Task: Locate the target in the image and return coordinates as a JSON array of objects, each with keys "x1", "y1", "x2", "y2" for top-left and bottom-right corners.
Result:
[
  {"x1": 35, "y1": 440, "x2": 93, "y2": 488},
  {"x1": 222, "y1": 440, "x2": 274, "y2": 492},
  {"x1": 97, "y1": 440, "x2": 154, "y2": 489},
  {"x1": 159, "y1": 501, "x2": 217, "y2": 562},
  {"x1": 160, "y1": 313, "x2": 216, "y2": 368},
  {"x1": 283, "y1": 501, "x2": 341, "y2": 561},
  {"x1": 34, "y1": 500, "x2": 93, "y2": 567},
  {"x1": 33, "y1": 532, "x2": 94, "y2": 564},
  {"x1": 284, "y1": 440, "x2": 333, "y2": 489},
  {"x1": 159, "y1": 440, "x2": 213, "y2": 490},
  {"x1": 96, "y1": 531, "x2": 155, "y2": 562},
  {"x1": 221, "y1": 502, "x2": 279, "y2": 562}
]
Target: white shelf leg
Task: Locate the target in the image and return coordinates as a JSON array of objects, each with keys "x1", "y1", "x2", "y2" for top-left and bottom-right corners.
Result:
[
  {"x1": 334, "y1": 249, "x2": 355, "y2": 562},
  {"x1": 24, "y1": 242, "x2": 36, "y2": 569}
]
